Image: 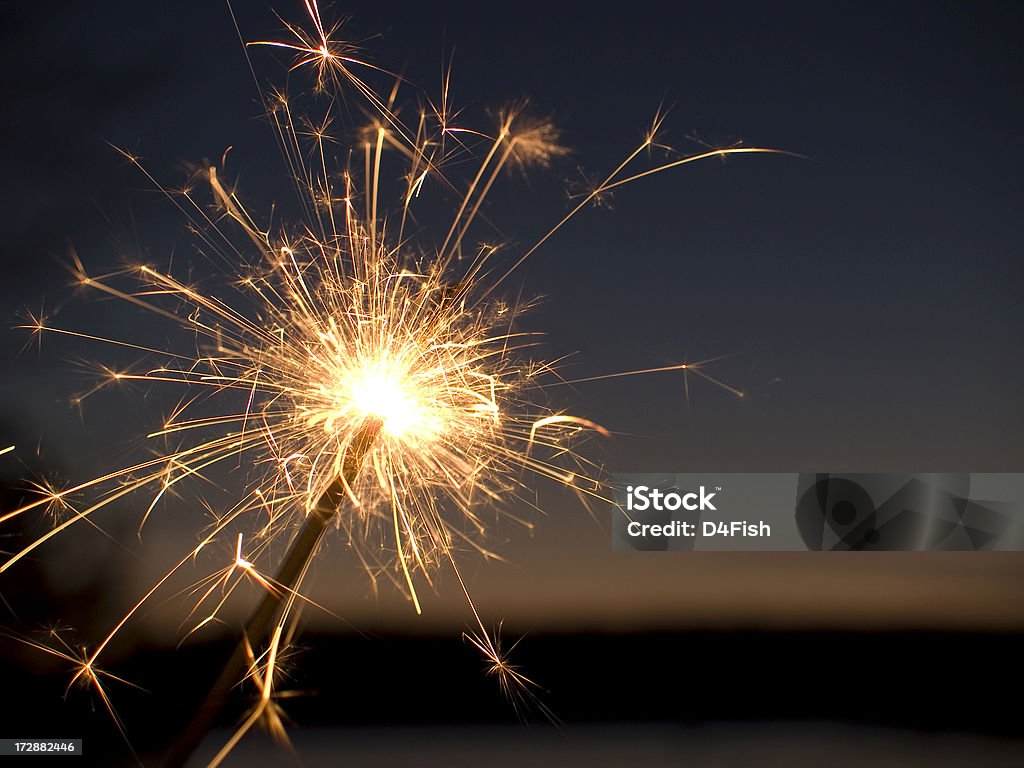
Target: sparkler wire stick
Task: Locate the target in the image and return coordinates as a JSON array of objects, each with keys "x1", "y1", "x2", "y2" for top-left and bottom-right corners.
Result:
[{"x1": 165, "y1": 417, "x2": 382, "y2": 768}]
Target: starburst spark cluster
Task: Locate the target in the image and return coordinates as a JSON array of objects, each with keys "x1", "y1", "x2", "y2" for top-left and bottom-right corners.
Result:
[{"x1": 1, "y1": 1, "x2": 788, "y2": 761}]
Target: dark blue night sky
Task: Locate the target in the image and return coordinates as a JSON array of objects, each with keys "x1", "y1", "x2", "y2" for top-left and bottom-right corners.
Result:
[
  {"x1": 0, "y1": 0, "x2": 1022, "y2": 631},
  {"x1": 2, "y1": 1, "x2": 1020, "y2": 478}
]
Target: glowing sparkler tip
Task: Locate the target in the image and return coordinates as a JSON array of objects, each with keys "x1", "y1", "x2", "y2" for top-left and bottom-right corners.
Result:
[{"x1": 348, "y1": 365, "x2": 423, "y2": 437}]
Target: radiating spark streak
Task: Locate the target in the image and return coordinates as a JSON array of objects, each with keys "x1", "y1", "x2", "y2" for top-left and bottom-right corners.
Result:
[
  {"x1": 553, "y1": 357, "x2": 735, "y2": 384},
  {"x1": 147, "y1": 414, "x2": 250, "y2": 439},
  {"x1": 529, "y1": 415, "x2": 611, "y2": 447},
  {"x1": 446, "y1": 548, "x2": 556, "y2": 721},
  {"x1": 0, "y1": 446, "x2": 14, "y2": 457},
  {"x1": 207, "y1": 167, "x2": 270, "y2": 254},
  {"x1": 438, "y1": 125, "x2": 509, "y2": 260},
  {"x1": 88, "y1": 484, "x2": 303, "y2": 672},
  {"x1": 248, "y1": 1, "x2": 410, "y2": 144},
  {"x1": 136, "y1": 455, "x2": 213, "y2": 536},
  {"x1": 600, "y1": 146, "x2": 804, "y2": 191},
  {"x1": 2, "y1": 628, "x2": 144, "y2": 761},
  {"x1": 20, "y1": 324, "x2": 198, "y2": 362},
  {"x1": 448, "y1": 140, "x2": 519, "y2": 259},
  {"x1": 0, "y1": 431, "x2": 268, "y2": 560},
  {"x1": 176, "y1": 530, "x2": 347, "y2": 653},
  {"x1": 240, "y1": 366, "x2": 262, "y2": 460},
  {"x1": 370, "y1": 126, "x2": 385, "y2": 254},
  {"x1": 548, "y1": 356, "x2": 746, "y2": 400},
  {"x1": 479, "y1": 136, "x2": 652, "y2": 297},
  {"x1": 486, "y1": 146, "x2": 796, "y2": 300},
  {"x1": 392, "y1": 495, "x2": 422, "y2": 614},
  {"x1": 685, "y1": 366, "x2": 746, "y2": 399},
  {"x1": 207, "y1": 625, "x2": 286, "y2": 768},
  {"x1": 106, "y1": 149, "x2": 255, "y2": 274}
]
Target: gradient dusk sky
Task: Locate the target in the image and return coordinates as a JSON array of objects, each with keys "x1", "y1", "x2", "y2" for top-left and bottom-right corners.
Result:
[{"x1": 1, "y1": 1, "x2": 1021, "y2": 633}]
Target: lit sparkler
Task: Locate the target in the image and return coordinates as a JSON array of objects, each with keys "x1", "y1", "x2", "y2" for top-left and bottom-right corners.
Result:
[{"x1": 1, "y1": 2, "x2": 790, "y2": 764}]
